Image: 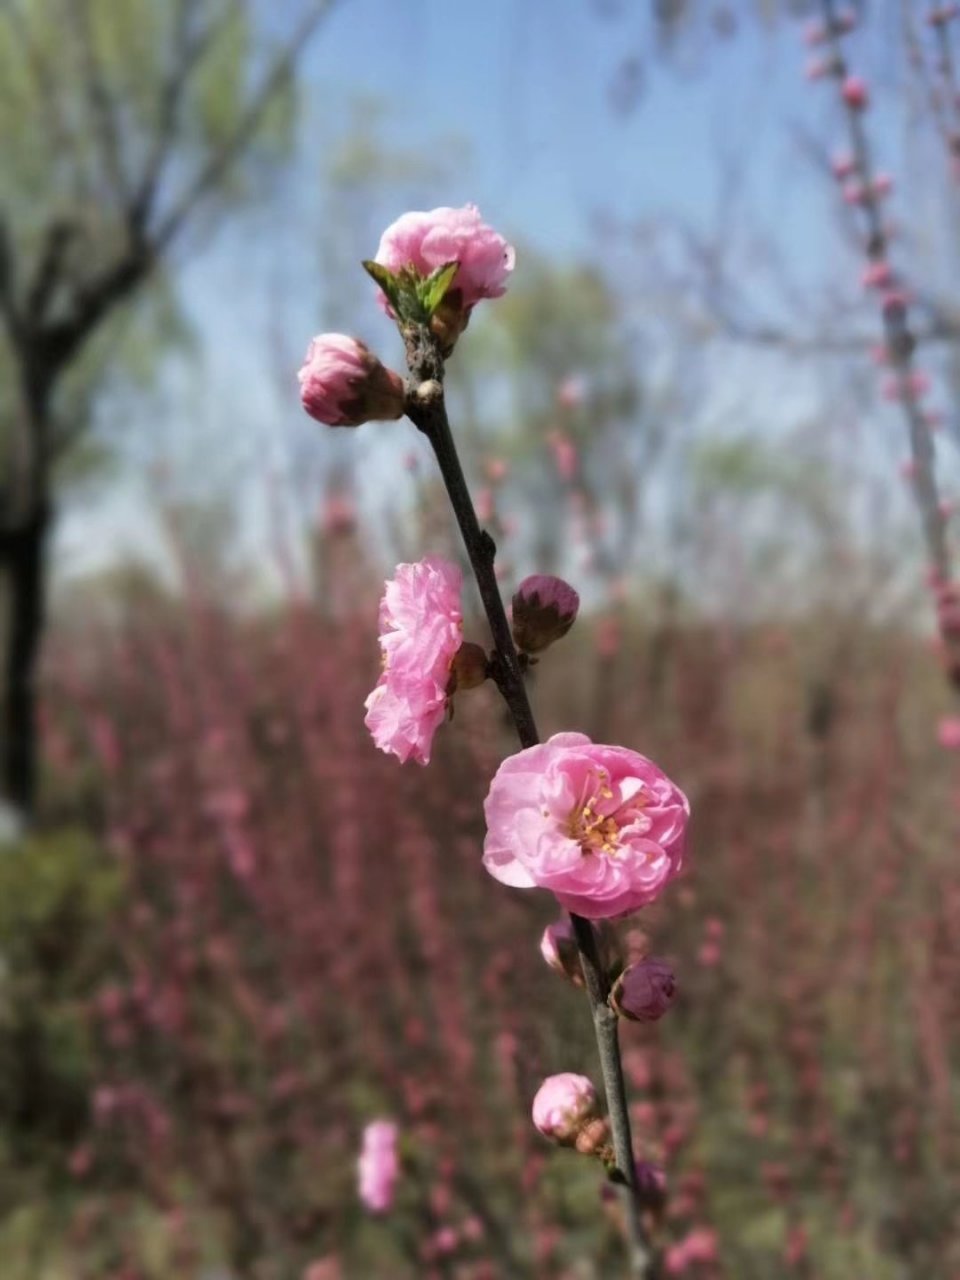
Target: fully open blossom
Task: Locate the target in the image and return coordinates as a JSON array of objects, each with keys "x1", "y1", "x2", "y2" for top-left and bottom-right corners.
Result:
[
  {"x1": 357, "y1": 1119, "x2": 399, "y2": 1213},
  {"x1": 298, "y1": 334, "x2": 404, "y2": 427},
  {"x1": 374, "y1": 204, "x2": 515, "y2": 312},
  {"x1": 532, "y1": 1073, "x2": 599, "y2": 1144},
  {"x1": 364, "y1": 557, "x2": 463, "y2": 765},
  {"x1": 483, "y1": 732, "x2": 689, "y2": 919}
]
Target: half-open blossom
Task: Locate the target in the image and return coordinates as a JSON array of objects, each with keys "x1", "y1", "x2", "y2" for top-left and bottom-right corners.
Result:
[
  {"x1": 532, "y1": 1073, "x2": 600, "y2": 1144},
  {"x1": 611, "y1": 957, "x2": 677, "y2": 1022},
  {"x1": 364, "y1": 557, "x2": 463, "y2": 765},
  {"x1": 512, "y1": 575, "x2": 580, "y2": 654},
  {"x1": 483, "y1": 732, "x2": 689, "y2": 919},
  {"x1": 374, "y1": 204, "x2": 515, "y2": 313},
  {"x1": 299, "y1": 335, "x2": 405, "y2": 427},
  {"x1": 357, "y1": 1119, "x2": 399, "y2": 1213}
]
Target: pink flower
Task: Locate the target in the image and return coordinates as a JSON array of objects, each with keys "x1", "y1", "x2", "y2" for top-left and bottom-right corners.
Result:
[
  {"x1": 842, "y1": 75, "x2": 869, "y2": 109},
  {"x1": 358, "y1": 1120, "x2": 399, "y2": 1213},
  {"x1": 612, "y1": 957, "x2": 677, "y2": 1022},
  {"x1": 374, "y1": 204, "x2": 515, "y2": 313},
  {"x1": 937, "y1": 716, "x2": 960, "y2": 750},
  {"x1": 482, "y1": 732, "x2": 689, "y2": 919},
  {"x1": 364, "y1": 557, "x2": 463, "y2": 765},
  {"x1": 298, "y1": 334, "x2": 405, "y2": 428},
  {"x1": 532, "y1": 1073, "x2": 599, "y2": 1143}
]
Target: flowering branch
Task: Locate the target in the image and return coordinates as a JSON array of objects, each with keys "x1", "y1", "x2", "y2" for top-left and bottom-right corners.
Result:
[
  {"x1": 403, "y1": 331, "x2": 657, "y2": 1278},
  {"x1": 298, "y1": 203, "x2": 690, "y2": 1277}
]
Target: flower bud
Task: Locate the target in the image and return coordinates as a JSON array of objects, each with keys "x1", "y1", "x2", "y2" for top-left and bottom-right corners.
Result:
[
  {"x1": 842, "y1": 75, "x2": 869, "y2": 110},
  {"x1": 532, "y1": 1073, "x2": 602, "y2": 1146},
  {"x1": 299, "y1": 335, "x2": 405, "y2": 428},
  {"x1": 610, "y1": 957, "x2": 677, "y2": 1022},
  {"x1": 449, "y1": 641, "x2": 489, "y2": 692},
  {"x1": 540, "y1": 918, "x2": 584, "y2": 984},
  {"x1": 511, "y1": 575, "x2": 580, "y2": 654}
]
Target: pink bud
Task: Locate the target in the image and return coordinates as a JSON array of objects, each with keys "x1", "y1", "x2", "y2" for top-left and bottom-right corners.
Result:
[
  {"x1": 842, "y1": 76, "x2": 869, "y2": 109},
  {"x1": 831, "y1": 151, "x2": 856, "y2": 180},
  {"x1": 532, "y1": 1073, "x2": 600, "y2": 1145},
  {"x1": 486, "y1": 457, "x2": 509, "y2": 483},
  {"x1": 299, "y1": 335, "x2": 405, "y2": 428},
  {"x1": 937, "y1": 716, "x2": 960, "y2": 750},
  {"x1": 611, "y1": 957, "x2": 677, "y2": 1022},
  {"x1": 511, "y1": 575, "x2": 580, "y2": 653},
  {"x1": 804, "y1": 57, "x2": 829, "y2": 81},
  {"x1": 803, "y1": 18, "x2": 826, "y2": 45},
  {"x1": 540, "y1": 918, "x2": 584, "y2": 984},
  {"x1": 872, "y1": 172, "x2": 894, "y2": 198},
  {"x1": 862, "y1": 260, "x2": 893, "y2": 290},
  {"x1": 899, "y1": 458, "x2": 918, "y2": 481},
  {"x1": 842, "y1": 180, "x2": 867, "y2": 206}
]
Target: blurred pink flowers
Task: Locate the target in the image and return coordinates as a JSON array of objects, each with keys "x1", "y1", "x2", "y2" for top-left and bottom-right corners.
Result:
[
  {"x1": 374, "y1": 204, "x2": 515, "y2": 312},
  {"x1": 482, "y1": 732, "x2": 689, "y2": 919},
  {"x1": 532, "y1": 1073, "x2": 599, "y2": 1144},
  {"x1": 937, "y1": 716, "x2": 960, "y2": 750},
  {"x1": 364, "y1": 556, "x2": 463, "y2": 765},
  {"x1": 298, "y1": 334, "x2": 404, "y2": 428},
  {"x1": 357, "y1": 1119, "x2": 399, "y2": 1213}
]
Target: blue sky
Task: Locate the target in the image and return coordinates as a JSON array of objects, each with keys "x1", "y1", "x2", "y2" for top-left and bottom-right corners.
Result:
[{"x1": 55, "y1": 0, "x2": 952, "y2": 587}]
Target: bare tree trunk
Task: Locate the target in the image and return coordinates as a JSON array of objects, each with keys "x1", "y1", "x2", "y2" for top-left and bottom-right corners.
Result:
[{"x1": 0, "y1": 499, "x2": 50, "y2": 817}]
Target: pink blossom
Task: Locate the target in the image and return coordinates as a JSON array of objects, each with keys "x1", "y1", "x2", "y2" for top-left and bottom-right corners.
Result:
[
  {"x1": 298, "y1": 334, "x2": 404, "y2": 428},
  {"x1": 842, "y1": 75, "x2": 869, "y2": 110},
  {"x1": 532, "y1": 1073, "x2": 599, "y2": 1142},
  {"x1": 937, "y1": 716, "x2": 960, "y2": 750},
  {"x1": 357, "y1": 1119, "x2": 399, "y2": 1213},
  {"x1": 374, "y1": 204, "x2": 515, "y2": 312},
  {"x1": 364, "y1": 557, "x2": 463, "y2": 765},
  {"x1": 482, "y1": 732, "x2": 689, "y2": 919}
]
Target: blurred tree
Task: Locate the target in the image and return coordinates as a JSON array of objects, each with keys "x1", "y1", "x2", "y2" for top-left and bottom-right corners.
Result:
[{"x1": 0, "y1": 0, "x2": 335, "y2": 816}]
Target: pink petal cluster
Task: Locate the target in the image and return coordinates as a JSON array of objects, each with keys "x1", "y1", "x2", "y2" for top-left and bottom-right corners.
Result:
[
  {"x1": 483, "y1": 732, "x2": 689, "y2": 919},
  {"x1": 364, "y1": 557, "x2": 463, "y2": 765},
  {"x1": 374, "y1": 204, "x2": 515, "y2": 312},
  {"x1": 298, "y1": 334, "x2": 404, "y2": 428},
  {"x1": 531, "y1": 1073, "x2": 599, "y2": 1142},
  {"x1": 357, "y1": 1119, "x2": 399, "y2": 1213}
]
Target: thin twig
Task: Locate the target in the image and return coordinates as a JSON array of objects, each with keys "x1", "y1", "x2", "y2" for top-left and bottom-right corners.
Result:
[{"x1": 403, "y1": 330, "x2": 658, "y2": 1279}]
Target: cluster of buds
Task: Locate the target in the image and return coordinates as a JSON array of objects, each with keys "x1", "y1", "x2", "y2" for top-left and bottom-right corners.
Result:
[{"x1": 532, "y1": 1074, "x2": 613, "y2": 1163}]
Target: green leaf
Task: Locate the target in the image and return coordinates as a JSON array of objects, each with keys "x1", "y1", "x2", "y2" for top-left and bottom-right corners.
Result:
[
  {"x1": 361, "y1": 259, "x2": 403, "y2": 314},
  {"x1": 417, "y1": 261, "x2": 460, "y2": 317}
]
